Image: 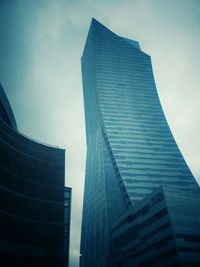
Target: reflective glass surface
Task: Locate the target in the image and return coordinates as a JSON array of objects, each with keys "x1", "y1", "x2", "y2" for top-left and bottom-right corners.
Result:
[{"x1": 81, "y1": 19, "x2": 200, "y2": 267}]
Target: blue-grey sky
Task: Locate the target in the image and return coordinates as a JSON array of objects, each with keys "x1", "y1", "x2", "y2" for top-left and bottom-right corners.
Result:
[{"x1": 0, "y1": 1, "x2": 200, "y2": 266}]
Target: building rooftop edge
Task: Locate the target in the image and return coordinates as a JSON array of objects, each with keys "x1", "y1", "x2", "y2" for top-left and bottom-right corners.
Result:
[
  {"x1": 0, "y1": 83, "x2": 18, "y2": 130},
  {"x1": 0, "y1": 84, "x2": 65, "y2": 151},
  {"x1": 91, "y1": 17, "x2": 141, "y2": 49}
]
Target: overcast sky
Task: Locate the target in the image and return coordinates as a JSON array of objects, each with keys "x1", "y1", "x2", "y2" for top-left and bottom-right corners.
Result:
[{"x1": 0, "y1": 0, "x2": 200, "y2": 266}]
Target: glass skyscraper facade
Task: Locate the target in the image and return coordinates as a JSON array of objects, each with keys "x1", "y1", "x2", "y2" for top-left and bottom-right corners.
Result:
[
  {"x1": 80, "y1": 19, "x2": 200, "y2": 267},
  {"x1": 0, "y1": 83, "x2": 71, "y2": 267}
]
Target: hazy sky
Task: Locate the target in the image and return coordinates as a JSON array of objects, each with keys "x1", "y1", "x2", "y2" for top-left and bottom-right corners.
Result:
[{"x1": 0, "y1": 0, "x2": 199, "y2": 266}]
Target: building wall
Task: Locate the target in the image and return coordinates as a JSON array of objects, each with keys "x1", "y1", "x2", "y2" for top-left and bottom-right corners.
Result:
[
  {"x1": 164, "y1": 188, "x2": 200, "y2": 266},
  {"x1": 64, "y1": 187, "x2": 72, "y2": 267},
  {"x1": 111, "y1": 187, "x2": 200, "y2": 267},
  {"x1": 111, "y1": 187, "x2": 180, "y2": 267},
  {"x1": 89, "y1": 19, "x2": 199, "y2": 204},
  {"x1": 81, "y1": 18, "x2": 200, "y2": 267},
  {"x1": 0, "y1": 83, "x2": 17, "y2": 130},
  {"x1": 81, "y1": 19, "x2": 128, "y2": 267},
  {"x1": 0, "y1": 86, "x2": 67, "y2": 267}
]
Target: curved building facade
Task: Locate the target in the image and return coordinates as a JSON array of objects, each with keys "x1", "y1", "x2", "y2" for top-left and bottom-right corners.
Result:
[
  {"x1": 0, "y1": 83, "x2": 17, "y2": 130},
  {"x1": 80, "y1": 19, "x2": 200, "y2": 267},
  {"x1": 0, "y1": 84, "x2": 68, "y2": 267}
]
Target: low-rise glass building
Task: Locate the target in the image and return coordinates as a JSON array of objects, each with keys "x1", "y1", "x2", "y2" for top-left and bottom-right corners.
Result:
[{"x1": 111, "y1": 186, "x2": 200, "y2": 267}]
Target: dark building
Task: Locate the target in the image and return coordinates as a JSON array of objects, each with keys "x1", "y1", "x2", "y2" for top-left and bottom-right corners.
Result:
[
  {"x1": 64, "y1": 187, "x2": 72, "y2": 267},
  {"x1": 0, "y1": 83, "x2": 71, "y2": 267},
  {"x1": 80, "y1": 19, "x2": 200, "y2": 267}
]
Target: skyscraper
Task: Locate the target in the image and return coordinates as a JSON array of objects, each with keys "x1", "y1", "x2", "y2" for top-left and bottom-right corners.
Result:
[
  {"x1": 0, "y1": 83, "x2": 71, "y2": 267},
  {"x1": 80, "y1": 19, "x2": 200, "y2": 267}
]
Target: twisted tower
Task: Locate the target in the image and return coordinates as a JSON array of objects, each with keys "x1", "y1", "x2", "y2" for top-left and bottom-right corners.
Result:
[{"x1": 80, "y1": 19, "x2": 200, "y2": 267}]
